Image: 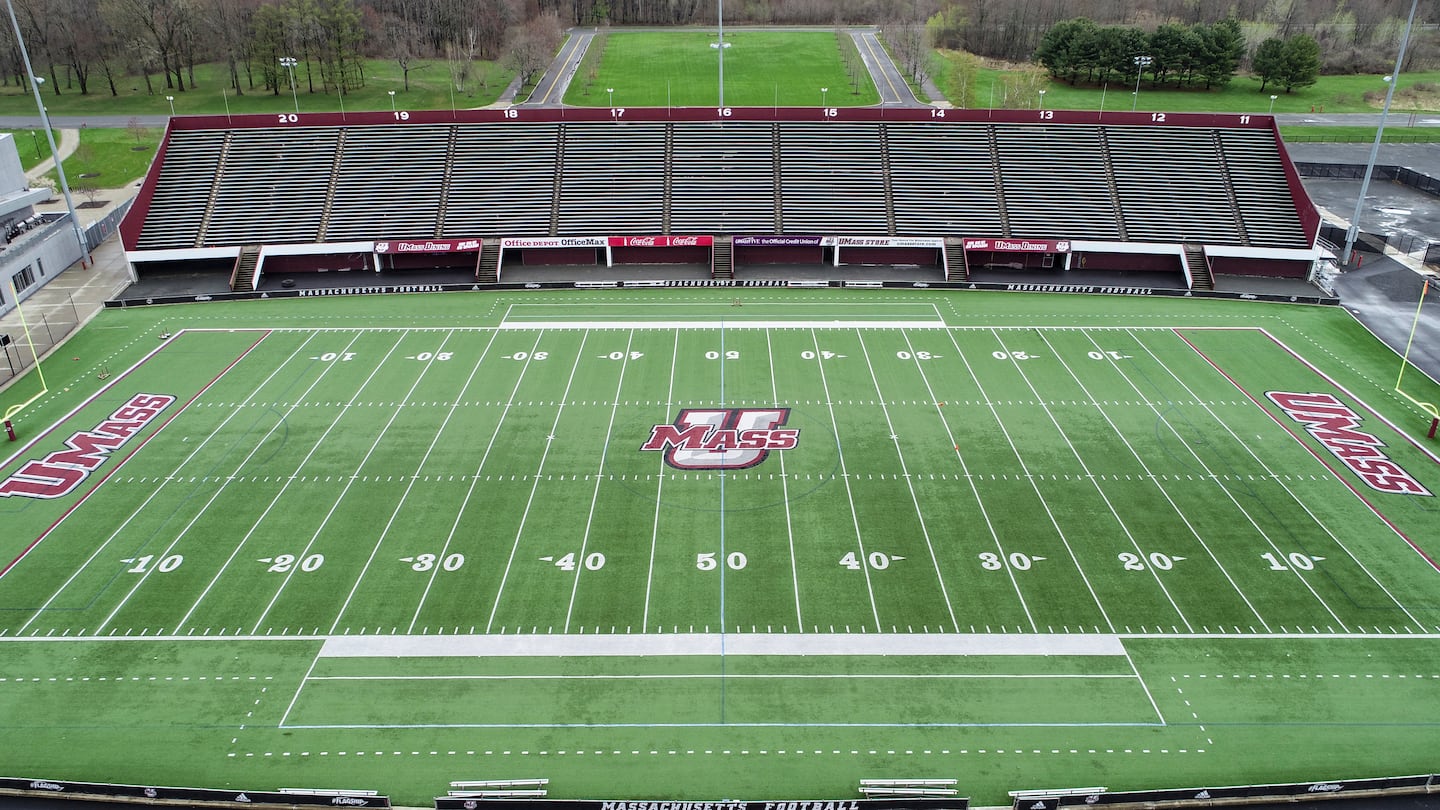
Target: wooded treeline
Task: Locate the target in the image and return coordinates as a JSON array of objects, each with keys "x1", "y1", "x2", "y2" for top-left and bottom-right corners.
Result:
[{"x1": 2, "y1": 0, "x2": 1435, "y2": 98}]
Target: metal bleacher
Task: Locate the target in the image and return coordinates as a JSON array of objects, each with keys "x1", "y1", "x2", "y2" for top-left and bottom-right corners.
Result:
[{"x1": 132, "y1": 117, "x2": 1311, "y2": 253}]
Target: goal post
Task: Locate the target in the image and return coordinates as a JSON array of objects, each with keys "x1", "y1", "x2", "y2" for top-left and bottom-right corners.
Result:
[{"x1": 1395, "y1": 278, "x2": 1439, "y2": 438}]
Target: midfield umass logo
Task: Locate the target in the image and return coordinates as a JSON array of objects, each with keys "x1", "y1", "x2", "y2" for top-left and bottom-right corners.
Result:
[{"x1": 640, "y1": 408, "x2": 798, "y2": 470}]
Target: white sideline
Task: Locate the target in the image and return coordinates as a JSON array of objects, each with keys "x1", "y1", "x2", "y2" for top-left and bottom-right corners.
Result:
[
  {"x1": 318, "y1": 632, "x2": 1126, "y2": 658},
  {"x1": 499, "y1": 320, "x2": 946, "y2": 330}
]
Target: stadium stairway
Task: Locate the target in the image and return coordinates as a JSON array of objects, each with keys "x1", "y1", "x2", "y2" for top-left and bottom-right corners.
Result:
[
  {"x1": 986, "y1": 126, "x2": 1010, "y2": 235},
  {"x1": 316, "y1": 128, "x2": 348, "y2": 241},
  {"x1": 944, "y1": 237, "x2": 969, "y2": 282},
  {"x1": 1183, "y1": 243, "x2": 1215, "y2": 290},
  {"x1": 475, "y1": 238, "x2": 500, "y2": 283},
  {"x1": 711, "y1": 235, "x2": 734, "y2": 280},
  {"x1": 194, "y1": 131, "x2": 234, "y2": 248},
  {"x1": 230, "y1": 245, "x2": 261, "y2": 292}
]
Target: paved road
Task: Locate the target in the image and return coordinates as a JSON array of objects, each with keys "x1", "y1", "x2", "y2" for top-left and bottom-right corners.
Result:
[
  {"x1": 521, "y1": 29, "x2": 597, "y2": 108},
  {"x1": 849, "y1": 29, "x2": 924, "y2": 107}
]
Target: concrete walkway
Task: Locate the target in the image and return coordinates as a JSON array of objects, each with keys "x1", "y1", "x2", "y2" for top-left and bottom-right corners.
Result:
[{"x1": 24, "y1": 128, "x2": 80, "y2": 182}]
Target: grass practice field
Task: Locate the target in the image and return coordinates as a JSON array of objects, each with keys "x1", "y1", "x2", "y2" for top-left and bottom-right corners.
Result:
[{"x1": 1, "y1": 289, "x2": 1439, "y2": 803}]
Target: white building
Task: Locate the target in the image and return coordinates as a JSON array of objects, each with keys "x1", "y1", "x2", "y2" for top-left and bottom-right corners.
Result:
[{"x1": 0, "y1": 133, "x2": 86, "y2": 318}]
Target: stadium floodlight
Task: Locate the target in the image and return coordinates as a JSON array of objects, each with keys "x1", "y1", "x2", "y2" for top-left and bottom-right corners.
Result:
[
  {"x1": 1269, "y1": 94, "x2": 1278, "y2": 114},
  {"x1": 1342, "y1": 0, "x2": 1420, "y2": 266},
  {"x1": 1131, "y1": 55, "x2": 1152, "y2": 111},
  {"x1": 279, "y1": 56, "x2": 300, "y2": 115},
  {"x1": 606, "y1": 87, "x2": 614, "y2": 108},
  {"x1": 166, "y1": 95, "x2": 175, "y2": 117},
  {"x1": 1038, "y1": 88, "x2": 1046, "y2": 110},
  {"x1": 3, "y1": 0, "x2": 86, "y2": 274},
  {"x1": 821, "y1": 87, "x2": 828, "y2": 108},
  {"x1": 388, "y1": 89, "x2": 396, "y2": 112}
]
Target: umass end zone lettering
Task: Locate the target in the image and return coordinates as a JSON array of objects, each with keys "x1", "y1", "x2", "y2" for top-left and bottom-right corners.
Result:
[
  {"x1": 0, "y1": 393, "x2": 176, "y2": 500},
  {"x1": 1266, "y1": 391, "x2": 1431, "y2": 496},
  {"x1": 640, "y1": 408, "x2": 798, "y2": 470}
]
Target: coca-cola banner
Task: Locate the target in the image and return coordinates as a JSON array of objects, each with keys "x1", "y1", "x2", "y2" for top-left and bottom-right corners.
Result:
[
  {"x1": 962, "y1": 237, "x2": 1071, "y2": 253},
  {"x1": 608, "y1": 235, "x2": 714, "y2": 247},
  {"x1": 374, "y1": 239, "x2": 481, "y2": 254},
  {"x1": 734, "y1": 236, "x2": 825, "y2": 247},
  {"x1": 500, "y1": 237, "x2": 609, "y2": 249}
]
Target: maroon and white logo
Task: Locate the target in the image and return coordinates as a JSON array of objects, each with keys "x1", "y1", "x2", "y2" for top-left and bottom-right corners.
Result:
[
  {"x1": 1267, "y1": 391, "x2": 1432, "y2": 496},
  {"x1": 640, "y1": 408, "x2": 798, "y2": 470},
  {"x1": 0, "y1": 393, "x2": 176, "y2": 500}
]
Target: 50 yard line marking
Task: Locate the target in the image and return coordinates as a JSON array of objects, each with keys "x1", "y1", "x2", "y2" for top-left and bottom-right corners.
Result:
[
  {"x1": 855, "y1": 329, "x2": 959, "y2": 633},
  {"x1": 330, "y1": 328, "x2": 504, "y2": 634}
]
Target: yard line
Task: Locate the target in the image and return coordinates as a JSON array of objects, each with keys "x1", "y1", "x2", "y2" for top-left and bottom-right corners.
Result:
[
  {"x1": 276, "y1": 645, "x2": 325, "y2": 728},
  {"x1": 991, "y1": 329, "x2": 1194, "y2": 633},
  {"x1": 808, "y1": 329, "x2": 883, "y2": 632},
  {"x1": 1065, "y1": 331, "x2": 1278, "y2": 628},
  {"x1": 641, "y1": 330, "x2": 682, "y2": 630},
  {"x1": 1120, "y1": 643, "x2": 1166, "y2": 725},
  {"x1": 485, "y1": 331, "x2": 593, "y2": 633},
  {"x1": 1037, "y1": 330, "x2": 1271, "y2": 632},
  {"x1": 897, "y1": 330, "x2": 1035, "y2": 632},
  {"x1": 764, "y1": 329, "x2": 803, "y2": 632},
  {"x1": 853, "y1": 329, "x2": 960, "y2": 633},
  {"x1": 941, "y1": 329, "x2": 1116, "y2": 632},
  {"x1": 1137, "y1": 330, "x2": 1422, "y2": 630},
  {"x1": 309, "y1": 673, "x2": 1139, "y2": 681},
  {"x1": 16, "y1": 330, "x2": 307, "y2": 636},
  {"x1": 407, "y1": 332, "x2": 547, "y2": 632},
  {"x1": 329, "y1": 328, "x2": 505, "y2": 633},
  {"x1": 250, "y1": 331, "x2": 457, "y2": 634},
  {"x1": 563, "y1": 330, "x2": 637, "y2": 632}
]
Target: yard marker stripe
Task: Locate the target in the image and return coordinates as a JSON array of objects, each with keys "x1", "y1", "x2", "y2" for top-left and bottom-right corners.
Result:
[
  {"x1": 331, "y1": 328, "x2": 505, "y2": 633},
  {"x1": 563, "y1": 330, "x2": 636, "y2": 632},
  {"x1": 277, "y1": 645, "x2": 325, "y2": 728},
  {"x1": 898, "y1": 330, "x2": 1035, "y2": 632},
  {"x1": 1073, "y1": 329, "x2": 1273, "y2": 629},
  {"x1": 241, "y1": 332, "x2": 419, "y2": 634},
  {"x1": 808, "y1": 328, "x2": 882, "y2": 632},
  {"x1": 764, "y1": 328, "x2": 804, "y2": 632},
  {"x1": 854, "y1": 329, "x2": 960, "y2": 632},
  {"x1": 1039, "y1": 330, "x2": 1272, "y2": 631},
  {"x1": 641, "y1": 330, "x2": 682, "y2": 630},
  {"x1": 408, "y1": 331, "x2": 546, "y2": 632},
  {"x1": 308, "y1": 673, "x2": 1140, "y2": 681},
  {"x1": 15, "y1": 329, "x2": 287, "y2": 634},
  {"x1": 941, "y1": 329, "x2": 1116, "y2": 632},
  {"x1": 485, "y1": 330, "x2": 591, "y2": 633},
  {"x1": 172, "y1": 332, "x2": 381, "y2": 631},
  {"x1": 1121, "y1": 643, "x2": 1166, "y2": 725},
  {"x1": 1146, "y1": 330, "x2": 1420, "y2": 629},
  {"x1": 992, "y1": 329, "x2": 1194, "y2": 633}
]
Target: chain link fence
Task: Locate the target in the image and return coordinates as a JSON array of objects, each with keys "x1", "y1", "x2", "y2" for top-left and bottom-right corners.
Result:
[{"x1": 0, "y1": 292, "x2": 83, "y2": 389}]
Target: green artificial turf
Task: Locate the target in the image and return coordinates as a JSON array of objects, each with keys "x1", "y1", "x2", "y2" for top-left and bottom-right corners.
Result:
[{"x1": 1, "y1": 289, "x2": 1438, "y2": 803}]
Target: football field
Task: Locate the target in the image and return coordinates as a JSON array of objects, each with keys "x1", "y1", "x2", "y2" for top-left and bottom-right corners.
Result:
[{"x1": 1, "y1": 290, "x2": 1438, "y2": 802}]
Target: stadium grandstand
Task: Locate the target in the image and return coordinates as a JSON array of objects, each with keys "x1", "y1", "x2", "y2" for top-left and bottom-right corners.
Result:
[{"x1": 118, "y1": 106, "x2": 1323, "y2": 297}]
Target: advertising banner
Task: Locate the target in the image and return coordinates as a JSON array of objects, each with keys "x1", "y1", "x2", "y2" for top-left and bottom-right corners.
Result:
[
  {"x1": 608, "y1": 236, "x2": 714, "y2": 247},
  {"x1": 962, "y1": 238, "x2": 1071, "y2": 253},
  {"x1": 500, "y1": 237, "x2": 608, "y2": 249},
  {"x1": 374, "y1": 239, "x2": 481, "y2": 254}
]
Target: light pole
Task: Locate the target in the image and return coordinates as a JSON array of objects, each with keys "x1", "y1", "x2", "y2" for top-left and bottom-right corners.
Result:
[
  {"x1": 1268, "y1": 94, "x2": 1278, "y2": 114},
  {"x1": 606, "y1": 87, "x2": 614, "y2": 108},
  {"x1": 1131, "y1": 55, "x2": 1152, "y2": 111},
  {"x1": 820, "y1": 87, "x2": 828, "y2": 107},
  {"x1": 387, "y1": 90, "x2": 396, "y2": 112},
  {"x1": 279, "y1": 56, "x2": 299, "y2": 114},
  {"x1": 1038, "y1": 89, "x2": 1047, "y2": 110},
  {"x1": 709, "y1": 0, "x2": 730, "y2": 108},
  {"x1": 165, "y1": 95, "x2": 175, "y2": 117},
  {"x1": 1343, "y1": 0, "x2": 1418, "y2": 271},
  {"x1": 4, "y1": 0, "x2": 86, "y2": 265}
]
